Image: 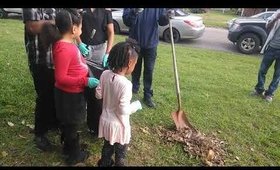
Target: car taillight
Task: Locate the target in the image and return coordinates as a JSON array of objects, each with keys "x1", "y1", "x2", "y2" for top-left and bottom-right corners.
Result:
[{"x1": 184, "y1": 20, "x2": 197, "y2": 28}]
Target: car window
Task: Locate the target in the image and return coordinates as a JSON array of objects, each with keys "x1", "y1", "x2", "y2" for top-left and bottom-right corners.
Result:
[{"x1": 175, "y1": 9, "x2": 188, "y2": 16}]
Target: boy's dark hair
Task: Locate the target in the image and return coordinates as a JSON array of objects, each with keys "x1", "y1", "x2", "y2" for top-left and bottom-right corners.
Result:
[
  {"x1": 108, "y1": 38, "x2": 140, "y2": 72},
  {"x1": 40, "y1": 8, "x2": 82, "y2": 52}
]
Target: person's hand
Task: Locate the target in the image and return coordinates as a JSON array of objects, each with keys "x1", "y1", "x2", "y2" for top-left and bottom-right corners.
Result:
[
  {"x1": 131, "y1": 100, "x2": 142, "y2": 112},
  {"x1": 134, "y1": 8, "x2": 144, "y2": 15},
  {"x1": 167, "y1": 9, "x2": 175, "y2": 19},
  {"x1": 102, "y1": 53, "x2": 109, "y2": 68},
  {"x1": 78, "y1": 42, "x2": 89, "y2": 57},
  {"x1": 88, "y1": 77, "x2": 99, "y2": 88}
]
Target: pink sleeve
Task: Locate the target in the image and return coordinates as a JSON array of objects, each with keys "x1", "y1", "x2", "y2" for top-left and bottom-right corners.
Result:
[
  {"x1": 54, "y1": 46, "x2": 88, "y2": 88},
  {"x1": 118, "y1": 82, "x2": 135, "y2": 115}
]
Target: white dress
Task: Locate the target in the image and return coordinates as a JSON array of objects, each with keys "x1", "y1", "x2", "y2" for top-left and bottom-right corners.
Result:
[{"x1": 96, "y1": 70, "x2": 139, "y2": 145}]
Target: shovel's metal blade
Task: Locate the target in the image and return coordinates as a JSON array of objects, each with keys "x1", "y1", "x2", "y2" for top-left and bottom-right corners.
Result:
[{"x1": 172, "y1": 110, "x2": 197, "y2": 132}]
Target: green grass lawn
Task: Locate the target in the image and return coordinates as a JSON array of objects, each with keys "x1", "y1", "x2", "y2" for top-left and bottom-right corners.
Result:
[
  {"x1": 193, "y1": 10, "x2": 238, "y2": 29},
  {"x1": 1, "y1": 19, "x2": 280, "y2": 166}
]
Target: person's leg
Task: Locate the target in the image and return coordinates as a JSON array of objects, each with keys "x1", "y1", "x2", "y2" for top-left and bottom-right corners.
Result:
[
  {"x1": 143, "y1": 47, "x2": 157, "y2": 107},
  {"x1": 265, "y1": 49, "x2": 280, "y2": 98},
  {"x1": 32, "y1": 65, "x2": 54, "y2": 151},
  {"x1": 115, "y1": 143, "x2": 128, "y2": 166},
  {"x1": 254, "y1": 47, "x2": 275, "y2": 94},
  {"x1": 64, "y1": 123, "x2": 89, "y2": 165},
  {"x1": 132, "y1": 50, "x2": 143, "y2": 93},
  {"x1": 85, "y1": 87, "x2": 102, "y2": 137},
  {"x1": 98, "y1": 140, "x2": 115, "y2": 167}
]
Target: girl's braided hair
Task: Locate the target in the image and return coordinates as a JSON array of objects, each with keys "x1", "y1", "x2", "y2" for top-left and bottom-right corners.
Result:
[{"x1": 108, "y1": 38, "x2": 140, "y2": 72}]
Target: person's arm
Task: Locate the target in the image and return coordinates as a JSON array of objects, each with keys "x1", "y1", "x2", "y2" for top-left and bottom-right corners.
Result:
[
  {"x1": 54, "y1": 46, "x2": 88, "y2": 88},
  {"x1": 122, "y1": 8, "x2": 137, "y2": 27},
  {"x1": 266, "y1": 10, "x2": 280, "y2": 31},
  {"x1": 105, "y1": 9, "x2": 114, "y2": 54},
  {"x1": 23, "y1": 8, "x2": 55, "y2": 35},
  {"x1": 95, "y1": 72, "x2": 104, "y2": 99},
  {"x1": 118, "y1": 83, "x2": 142, "y2": 115}
]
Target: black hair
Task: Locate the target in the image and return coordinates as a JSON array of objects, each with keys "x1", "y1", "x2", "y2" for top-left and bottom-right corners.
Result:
[
  {"x1": 40, "y1": 8, "x2": 82, "y2": 52},
  {"x1": 108, "y1": 38, "x2": 140, "y2": 73}
]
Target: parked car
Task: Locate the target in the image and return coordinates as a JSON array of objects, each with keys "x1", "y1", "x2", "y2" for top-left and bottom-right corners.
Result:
[
  {"x1": 112, "y1": 8, "x2": 205, "y2": 43},
  {"x1": 0, "y1": 8, "x2": 22, "y2": 18},
  {"x1": 227, "y1": 15, "x2": 272, "y2": 54},
  {"x1": 227, "y1": 11, "x2": 275, "y2": 28}
]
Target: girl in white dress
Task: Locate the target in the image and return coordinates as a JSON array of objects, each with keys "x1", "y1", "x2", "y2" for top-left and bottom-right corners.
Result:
[{"x1": 95, "y1": 38, "x2": 142, "y2": 166}]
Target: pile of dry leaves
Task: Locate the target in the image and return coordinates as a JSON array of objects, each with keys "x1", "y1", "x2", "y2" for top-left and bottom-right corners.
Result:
[{"x1": 157, "y1": 126, "x2": 227, "y2": 166}]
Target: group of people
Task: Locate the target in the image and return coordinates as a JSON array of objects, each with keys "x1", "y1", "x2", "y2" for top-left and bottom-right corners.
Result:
[
  {"x1": 22, "y1": 7, "x2": 280, "y2": 166},
  {"x1": 22, "y1": 8, "x2": 172, "y2": 166}
]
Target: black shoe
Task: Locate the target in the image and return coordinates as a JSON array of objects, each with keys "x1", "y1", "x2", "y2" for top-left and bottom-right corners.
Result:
[
  {"x1": 97, "y1": 158, "x2": 114, "y2": 167},
  {"x1": 115, "y1": 158, "x2": 125, "y2": 167},
  {"x1": 66, "y1": 150, "x2": 89, "y2": 165},
  {"x1": 34, "y1": 136, "x2": 54, "y2": 152},
  {"x1": 143, "y1": 98, "x2": 156, "y2": 108}
]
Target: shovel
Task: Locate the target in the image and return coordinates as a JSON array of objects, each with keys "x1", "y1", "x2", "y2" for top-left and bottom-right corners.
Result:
[{"x1": 168, "y1": 16, "x2": 197, "y2": 132}]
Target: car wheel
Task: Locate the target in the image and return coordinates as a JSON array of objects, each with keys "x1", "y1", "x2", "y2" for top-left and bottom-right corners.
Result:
[
  {"x1": 163, "y1": 28, "x2": 180, "y2": 43},
  {"x1": 237, "y1": 33, "x2": 261, "y2": 54},
  {"x1": 0, "y1": 8, "x2": 8, "y2": 19},
  {"x1": 113, "y1": 20, "x2": 120, "y2": 34}
]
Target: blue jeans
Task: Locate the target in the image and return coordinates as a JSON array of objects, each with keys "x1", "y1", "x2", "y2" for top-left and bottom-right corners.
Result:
[
  {"x1": 255, "y1": 46, "x2": 280, "y2": 96},
  {"x1": 132, "y1": 47, "x2": 157, "y2": 99}
]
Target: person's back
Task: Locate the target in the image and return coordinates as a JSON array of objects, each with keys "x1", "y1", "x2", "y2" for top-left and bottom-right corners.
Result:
[
  {"x1": 99, "y1": 70, "x2": 132, "y2": 128},
  {"x1": 95, "y1": 39, "x2": 142, "y2": 167},
  {"x1": 123, "y1": 8, "x2": 168, "y2": 49}
]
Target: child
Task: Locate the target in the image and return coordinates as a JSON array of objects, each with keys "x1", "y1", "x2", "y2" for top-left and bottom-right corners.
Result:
[
  {"x1": 40, "y1": 9, "x2": 99, "y2": 165},
  {"x1": 95, "y1": 38, "x2": 142, "y2": 167}
]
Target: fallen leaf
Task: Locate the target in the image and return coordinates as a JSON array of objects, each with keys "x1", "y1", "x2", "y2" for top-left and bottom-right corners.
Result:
[
  {"x1": 26, "y1": 124, "x2": 34, "y2": 129},
  {"x1": 235, "y1": 156, "x2": 240, "y2": 161},
  {"x1": 2, "y1": 151, "x2": 8, "y2": 157},
  {"x1": 207, "y1": 149, "x2": 215, "y2": 161},
  {"x1": 52, "y1": 162, "x2": 61, "y2": 166},
  {"x1": 21, "y1": 120, "x2": 25, "y2": 125},
  {"x1": 205, "y1": 160, "x2": 213, "y2": 166},
  {"x1": 18, "y1": 135, "x2": 26, "y2": 139},
  {"x1": 7, "y1": 122, "x2": 14, "y2": 127},
  {"x1": 140, "y1": 127, "x2": 150, "y2": 135}
]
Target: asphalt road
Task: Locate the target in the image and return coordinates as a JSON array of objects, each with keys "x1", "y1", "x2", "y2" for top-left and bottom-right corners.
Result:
[{"x1": 172, "y1": 27, "x2": 241, "y2": 54}]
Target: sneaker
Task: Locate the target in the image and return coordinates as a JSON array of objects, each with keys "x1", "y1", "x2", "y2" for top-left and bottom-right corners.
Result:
[
  {"x1": 97, "y1": 158, "x2": 114, "y2": 167},
  {"x1": 263, "y1": 95, "x2": 273, "y2": 103},
  {"x1": 143, "y1": 98, "x2": 156, "y2": 108},
  {"x1": 34, "y1": 136, "x2": 54, "y2": 152},
  {"x1": 250, "y1": 90, "x2": 264, "y2": 97},
  {"x1": 66, "y1": 150, "x2": 89, "y2": 165}
]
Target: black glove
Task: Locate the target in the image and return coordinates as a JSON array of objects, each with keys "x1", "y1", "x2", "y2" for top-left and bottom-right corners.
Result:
[{"x1": 134, "y1": 8, "x2": 144, "y2": 15}]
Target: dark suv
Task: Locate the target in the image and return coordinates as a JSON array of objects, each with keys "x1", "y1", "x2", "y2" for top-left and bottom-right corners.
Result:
[{"x1": 227, "y1": 11, "x2": 275, "y2": 54}]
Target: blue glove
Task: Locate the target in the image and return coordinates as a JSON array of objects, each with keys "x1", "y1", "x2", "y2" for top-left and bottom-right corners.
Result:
[
  {"x1": 102, "y1": 53, "x2": 109, "y2": 68},
  {"x1": 88, "y1": 77, "x2": 99, "y2": 88},
  {"x1": 78, "y1": 42, "x2": 89, "y2": 57}
]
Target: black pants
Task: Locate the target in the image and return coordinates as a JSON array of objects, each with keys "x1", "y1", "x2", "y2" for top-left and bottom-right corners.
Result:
[
  {"x1": 84, "y1": 87, "x2": 102, "y2": 133},
  {"x1": 99, "y1": 140, "x2": 128, "y2": 167},
  {"x1": 30, "y1": 64, "x2": 59, "y2": 137},
  {"x1": 132, "y1": 47, "x2": 157, "y2": 99}
]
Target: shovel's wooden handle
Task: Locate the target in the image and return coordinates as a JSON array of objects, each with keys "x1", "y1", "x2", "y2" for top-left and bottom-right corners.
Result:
[{"x1": 169, "y1": 18, "x2": 182, "y2": 111}]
